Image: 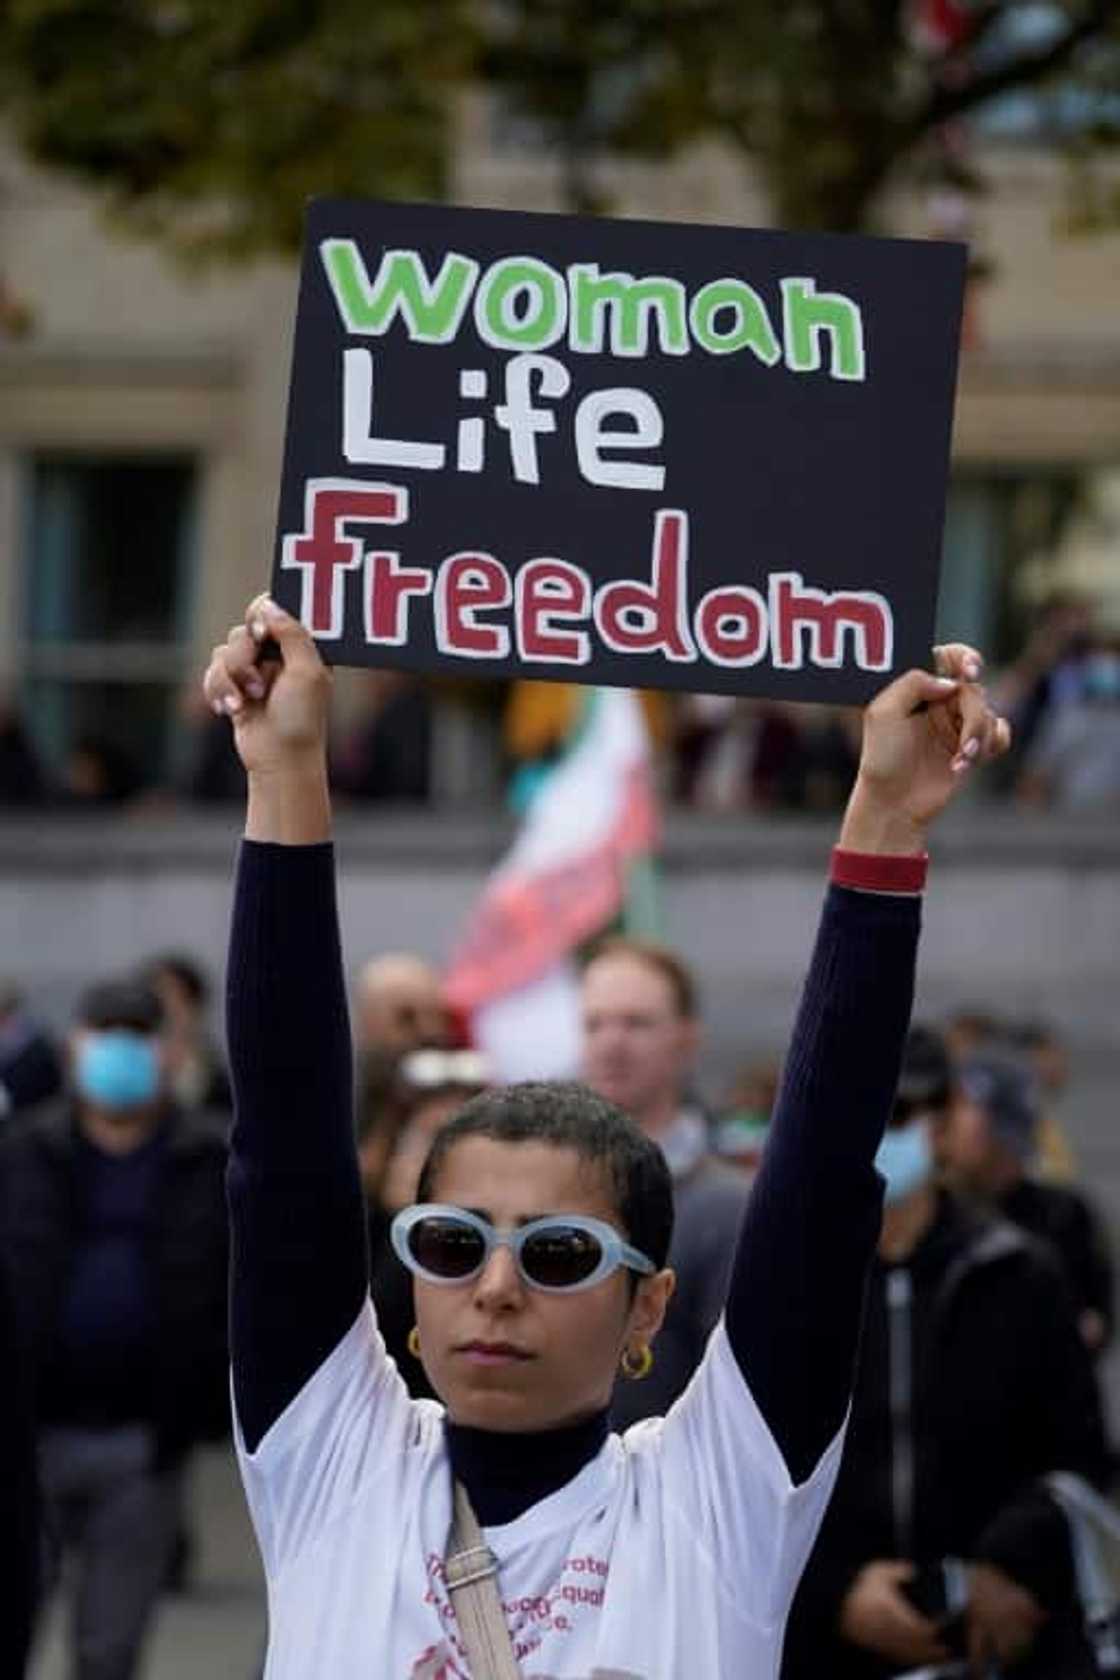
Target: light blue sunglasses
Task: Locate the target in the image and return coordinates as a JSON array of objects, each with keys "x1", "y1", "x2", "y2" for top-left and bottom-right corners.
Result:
[{"x1": 391, "y1": 1203, "x2": 656, "y2": 1294}]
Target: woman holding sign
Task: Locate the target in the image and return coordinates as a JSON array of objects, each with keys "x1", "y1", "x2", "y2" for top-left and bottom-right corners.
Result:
[{"x1": 205, "y1": 597, "x2": 1007, "y2": 1679}]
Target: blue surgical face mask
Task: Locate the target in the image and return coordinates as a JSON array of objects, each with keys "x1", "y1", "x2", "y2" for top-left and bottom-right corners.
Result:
[
  {"x1": 875, "y1": 1118, "x2": 933, "y2": 1206},
  {"x1": 76, "y1": 1031, "x2": 161, "y2": 1110}
]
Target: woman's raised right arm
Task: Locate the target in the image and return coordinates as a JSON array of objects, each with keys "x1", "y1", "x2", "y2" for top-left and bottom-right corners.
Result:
[{"x1": 206, "y1": 599, "x2": 368, "y2": 1451}]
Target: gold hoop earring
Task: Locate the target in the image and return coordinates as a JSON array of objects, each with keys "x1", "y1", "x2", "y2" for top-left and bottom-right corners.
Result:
[
  {"x1": 407, "y1": 1326, "x2": 422, "y2": 1360},
  {"x1": 620, "y1": 1344, "x2": 653, "y2": 1381}
]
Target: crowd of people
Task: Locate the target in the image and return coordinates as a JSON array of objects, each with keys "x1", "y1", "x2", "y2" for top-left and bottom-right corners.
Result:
[
  {"x1": 349, "y1": 956, "x2": 1120, "y2": 1679},
  {"x1": 1, "y1": 603, "x2": 1118, "y2": 1678},
  {"x1": 2, "y1": 922, "x2": 1116, "y2": 1676},
  {"x1": 3, "y1": 592, "x2": 1118, "y2": 815},
  {"x1": 0, "y1": 958, "x2": 232, "y2": 1679}
]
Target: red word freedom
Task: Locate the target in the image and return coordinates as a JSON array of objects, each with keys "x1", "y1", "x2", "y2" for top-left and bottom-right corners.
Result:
[{"x1": 281, "y1": 480, "x2": 894, "y2": 674}]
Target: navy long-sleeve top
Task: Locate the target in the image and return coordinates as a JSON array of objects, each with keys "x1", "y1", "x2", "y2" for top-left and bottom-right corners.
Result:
[{"x1": 226, "y1": 841, "x2": 919, "y2": 1520}]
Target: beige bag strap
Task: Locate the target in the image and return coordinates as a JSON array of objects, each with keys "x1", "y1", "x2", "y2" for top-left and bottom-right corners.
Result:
[{"x1": 445, "y1": 1480, "x2": 522, "y2": 1680}]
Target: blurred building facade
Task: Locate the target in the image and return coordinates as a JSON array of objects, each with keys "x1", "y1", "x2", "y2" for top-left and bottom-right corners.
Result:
[{"x1": 0, "y1": 97, "x2": 1118, "y2": 794}]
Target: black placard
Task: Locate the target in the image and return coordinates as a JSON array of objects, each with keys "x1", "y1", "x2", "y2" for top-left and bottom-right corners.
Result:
[{"x1": 272, "y1": 198, "x2": 965, "y2": 703}]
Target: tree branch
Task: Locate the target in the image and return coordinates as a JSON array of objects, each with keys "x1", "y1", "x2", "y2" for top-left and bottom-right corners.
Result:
[
  {"x1": 936, "y1": 2, "x2": 1004, "y2": 71},
  {"x1": 906, "y1": 1, "x2": 1112, "y2": 141}
]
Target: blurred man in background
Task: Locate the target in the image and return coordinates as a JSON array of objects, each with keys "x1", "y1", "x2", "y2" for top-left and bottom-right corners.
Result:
[
  {"x1": 352, "y1": 949, "x2": 452, "y2": 1220},
  {"x1": 356, "y1": 952, "x2": 448, "y2": 1060},
  {"x1": 1019, "y1": 604, "x2": 1120, "y2": 810},
  {"x1": 0, "y1": 977, "x2": 229, "y2": 1680},
  {"x1": 1012, "y1": 1018, "x2": 1079, "y2": 1184},
  {"x1": 782, "y1": 1025, "x2": 1108, "y2": 1680},
  {"x1": 137, "y1": 953, "x2": 232, "y2": 1588},
  {"x1": 943, "y1": 1010, "x2": 1080, "y2": 1184},
  {"x1": 580, "y1": 935, "x2": 747, "y2": 1427},
  {"x1": 990, "y1": 592, "x2": 1094, "y2": 780},
  {"x1": 140, "y1": 953, "x2": 232, "y2": 1116},
  {"x1": 942, "y1": 1049, "x2": 1113, "y2": 1356}
]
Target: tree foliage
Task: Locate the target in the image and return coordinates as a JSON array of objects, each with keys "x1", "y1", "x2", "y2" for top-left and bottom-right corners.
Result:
[
  {"x1": 488, "y1": 0, "x2": 1120, "y2": 230},
  {"x1": 0, "y1": 0, "x2": 475, "y2": 256},
  {"x1": 0, "y1": 0, "x2": 1116, "y2": 251}
]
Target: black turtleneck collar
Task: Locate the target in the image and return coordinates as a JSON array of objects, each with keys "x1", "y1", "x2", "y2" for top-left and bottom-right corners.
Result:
[{"x1": 446, "y1": 1408, "x2": 610, "y2": 1526}]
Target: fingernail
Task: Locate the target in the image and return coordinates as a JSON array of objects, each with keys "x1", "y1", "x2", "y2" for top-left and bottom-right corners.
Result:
[
  {"x1": 964, "y1": 737, "x2": 980, "y2": 759},
  {"x1": 965, "y1": 659, "x2": 981, "y2": 680},
  {"x1": 245, "y1": 677, "x2": 265, "y2": 700},
  {"x1": 952, "y1": 757, "x2": 971, "y2": 774},
  {"x1": 934, "y1": 676, "x2": 957, "y2": 689},
  {"x1": 211, "y1": 699, "x2": 224, "y2": 718},
  {"x1": 250, "y1": 618, "x2": 266, "y2": 642},
  {"x1": 223, "y1": 693, "x2": 242, "y2": 715}
]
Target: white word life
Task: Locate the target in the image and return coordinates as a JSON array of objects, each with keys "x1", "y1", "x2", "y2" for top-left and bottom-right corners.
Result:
[{"x1": 343, "y1": 350, "x2": 665, "y2": 492}]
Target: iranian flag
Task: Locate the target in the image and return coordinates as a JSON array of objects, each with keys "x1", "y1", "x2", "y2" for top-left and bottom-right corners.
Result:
[{"x1": 444, "y1": 688, "x2": 658, "y2": 1082}]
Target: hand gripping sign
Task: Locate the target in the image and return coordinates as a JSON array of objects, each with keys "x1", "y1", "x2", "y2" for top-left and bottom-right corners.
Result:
[{"x1": 272, "y1": 199, "x2": 966, "y2": 704}]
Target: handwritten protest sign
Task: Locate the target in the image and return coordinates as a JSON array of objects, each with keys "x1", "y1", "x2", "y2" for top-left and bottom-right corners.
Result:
[{"x1": 272, "y1": 199, "x2": 966, "y2": 703}]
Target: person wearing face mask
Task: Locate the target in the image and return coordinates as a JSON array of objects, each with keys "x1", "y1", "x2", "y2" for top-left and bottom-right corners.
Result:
[
  {"x1": 1019, "y1": 612, "x2": 1120, "y2": 810},
  {"x1": 781, "y1": 1025, "x2": 1108, "y2": 1680},
  {"x1": 0, "y1": 977, "x2": 229, "y2": 1680},
  {"x1": 942, "y1": 1048, "x2": 1114, "y2": 1359}
]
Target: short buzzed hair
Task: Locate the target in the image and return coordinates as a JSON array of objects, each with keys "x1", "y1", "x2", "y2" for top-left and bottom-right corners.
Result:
[
  {"x1": 416, "y1": 1080, "x2": 675, "y2": 1271},
  {"x1": 581, "y1": 936, "x2": 698, "y2": 1021}
]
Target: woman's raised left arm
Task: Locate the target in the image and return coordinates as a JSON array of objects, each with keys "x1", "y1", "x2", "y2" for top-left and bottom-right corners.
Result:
[{"x1": 724, "y1": 648, "x2": 1010, "y2": 1483}]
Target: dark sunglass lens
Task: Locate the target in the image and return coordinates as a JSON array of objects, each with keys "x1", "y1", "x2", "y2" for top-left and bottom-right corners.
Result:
[
  {"x1": 410, "y1": 1218, "x2": 485, "y2": 1279},
  {"x1": 522, "y1": 1226, "x2": 603, "y2": 1288}
]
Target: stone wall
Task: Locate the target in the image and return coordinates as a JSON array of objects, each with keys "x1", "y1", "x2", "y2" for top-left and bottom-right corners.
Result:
[{"x1": 3, "y1": 809, "x2": 1116, "y2": 1066}]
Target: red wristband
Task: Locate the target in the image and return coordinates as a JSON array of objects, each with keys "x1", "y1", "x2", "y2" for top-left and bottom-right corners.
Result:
[{"x1": 830, "y1": 847, "x2": 928, "y2": 895}]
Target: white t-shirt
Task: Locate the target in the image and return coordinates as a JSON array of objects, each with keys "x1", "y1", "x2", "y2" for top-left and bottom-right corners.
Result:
[{"x1": 235, "y1": 1303, "x2": 844, "y2": 1679}]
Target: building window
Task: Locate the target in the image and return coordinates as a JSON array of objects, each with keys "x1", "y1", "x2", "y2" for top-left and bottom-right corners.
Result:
[
  {"x1": 20, "y1": 454, "x2": 197, "y2": 799},
  {"x1": 937, "y1": 469, "x2": 1082, "y2": 661}
]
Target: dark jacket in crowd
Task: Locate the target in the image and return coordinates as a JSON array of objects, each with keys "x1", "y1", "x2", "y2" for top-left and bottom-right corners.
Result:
[
  {"x1": 782, "y1": 1193, "x2": 1109, "y2": 1680},
  {"x1": 0, "y1": 1010, "x2": 63, "y2": 1115},
  {"x1": 0, "y1": 1101, "x2": 230, "y2": 1467},
  {"x1": 0, "y1": 1257, "x2": 37, "y2": 1676},
  {"x1": 1001, "y1": 1176, "x2": 1114, "y2": 1349},
  {"x1": 611, "y1": 1150, "x2": 747, "y2": 1429}
]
